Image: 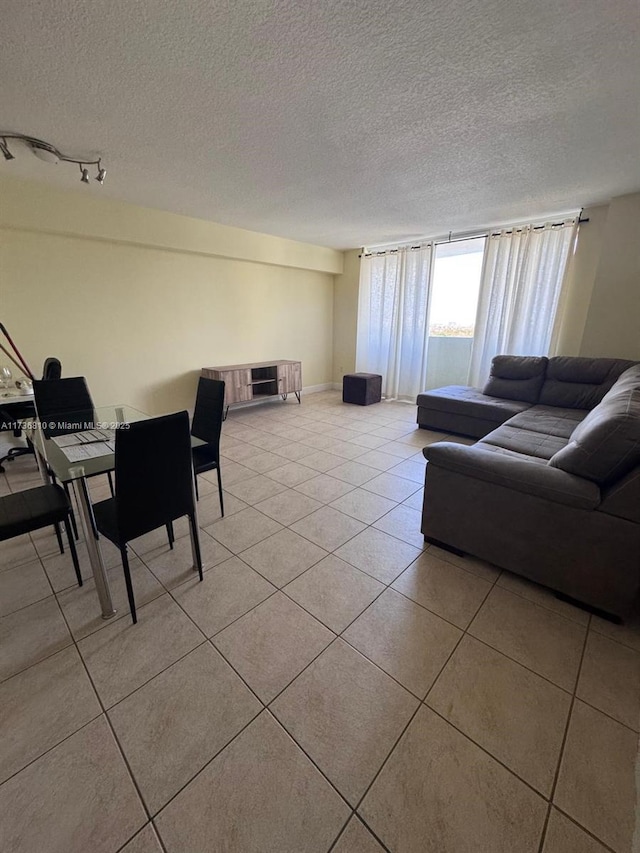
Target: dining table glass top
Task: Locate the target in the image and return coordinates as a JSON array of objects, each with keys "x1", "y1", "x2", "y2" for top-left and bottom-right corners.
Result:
[{"x1": 30, "y1": 404, "x2": 205, "y2": 484}]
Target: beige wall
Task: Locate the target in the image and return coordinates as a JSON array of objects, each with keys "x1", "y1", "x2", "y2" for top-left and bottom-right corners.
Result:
[
  {"x1": 0, "y1": 175, "x2": 341, "y2": 414},
  {"x1": 332, "y1": 248, "x2": 361, "y2": 384},
  {"x1": 579, "y1": 191, "x2": 640, "y2": 360},
  {"x1": 552, "y1": 204, "x2": 608, "y2": 356}
]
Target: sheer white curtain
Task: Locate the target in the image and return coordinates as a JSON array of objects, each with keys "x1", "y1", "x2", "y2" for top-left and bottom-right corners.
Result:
[
  {"x1": 356, "y1": 245, "x2": 434, "y2": 400},
  {"x1": 468, "y1": 221, "x2": 577, "y2": 386}
]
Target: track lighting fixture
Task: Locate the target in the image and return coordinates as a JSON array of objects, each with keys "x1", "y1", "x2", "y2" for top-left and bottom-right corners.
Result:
[{"x1": 0, "y1": 132, "x2": 107, "y2": 184}]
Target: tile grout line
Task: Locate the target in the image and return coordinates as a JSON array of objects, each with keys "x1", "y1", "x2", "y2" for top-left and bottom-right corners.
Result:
[{"x1": 536, "y1": 612, "x2": 593, "y2": 853}]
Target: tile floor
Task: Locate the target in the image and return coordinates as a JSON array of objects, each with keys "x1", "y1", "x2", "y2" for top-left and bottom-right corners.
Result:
[{"x1": 0, "y1": 390, "x2": 639, "y2": 853}]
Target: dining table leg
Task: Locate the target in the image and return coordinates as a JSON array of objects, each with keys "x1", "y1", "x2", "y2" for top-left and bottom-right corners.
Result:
[{"x1": 70, "y1": 476, "x2": 117, "y2": 619}]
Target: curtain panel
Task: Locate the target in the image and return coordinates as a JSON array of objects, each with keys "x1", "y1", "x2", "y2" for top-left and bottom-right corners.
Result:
[
  {"x1": 468, "y1": 221, "x2": 577, "y2": 387},
  {"x1": 356, "y1": 245, "x2": 434, "y2": 400}
]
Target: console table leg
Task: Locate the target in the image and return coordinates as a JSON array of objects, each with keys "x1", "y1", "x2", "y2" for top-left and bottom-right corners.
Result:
[{"x1": 294, "y1": 391, "x2": 301, "y2": 404}]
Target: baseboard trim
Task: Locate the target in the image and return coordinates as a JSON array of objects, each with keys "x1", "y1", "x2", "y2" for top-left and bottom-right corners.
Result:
[{"x1": 302, "y1": 382, "x2": 334, "y2": 395}]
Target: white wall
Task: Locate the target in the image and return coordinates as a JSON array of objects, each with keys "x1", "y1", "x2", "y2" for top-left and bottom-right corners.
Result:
[
  {"x1": 0, "y1": 175, "x2": 342, "y2": 414},
  {"x1": 579, "y1": 191, "x2": 640, "y2": 360}
]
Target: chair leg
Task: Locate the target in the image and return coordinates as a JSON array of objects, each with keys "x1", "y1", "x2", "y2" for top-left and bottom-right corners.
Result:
[
  {"x1": 194, "y1": 474, "x2": 199, "y2": 501},
  {"x1": 63, "y1": 515, "x2": 83, "y2": 587},
  {"x1": 53, "y1": 522, "x2": 64, "y2": 554},
  {"x1": 216, "y1": 466, "x2": 224, "y2": 518},
  {"x1": 120, "y1": 545, "x2": 137, "y2": 624},
  {"x1": 189, "y1": 513, "x2": 204, "y2": 581},
  {"x1": 62, "y1": 482, "x2": 80, "y2": 541},
  {"x1": 107, "y1": 471, "x2": 115, "y2": 497},
  {"x1": 166, "y1": 521, "x2": 175, "y2": 549}
]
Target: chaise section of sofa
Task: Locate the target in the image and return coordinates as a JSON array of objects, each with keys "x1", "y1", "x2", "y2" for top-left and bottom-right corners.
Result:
[{"x1": 419, "y1": 357, "x2": 640, "y2": 618}]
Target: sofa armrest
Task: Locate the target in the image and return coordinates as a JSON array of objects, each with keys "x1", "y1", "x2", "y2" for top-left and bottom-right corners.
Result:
[{"x1": 423, "y1": 442, "x2": 601, "y2": 510}]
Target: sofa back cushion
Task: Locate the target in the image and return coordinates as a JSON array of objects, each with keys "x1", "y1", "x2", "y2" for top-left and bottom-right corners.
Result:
[
  {"x1": 549, "y1": 366, "x2": 640, "y2": 485},
  {"x1": 483, "y1": 356, "x2": 547, "y2": 404},
  {"x1": 539, "y1": 357, "x2": 637, "y2": 410}
]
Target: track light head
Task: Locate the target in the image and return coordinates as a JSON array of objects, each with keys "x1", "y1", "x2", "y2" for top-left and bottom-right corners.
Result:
[
  {"x1": 0, "y1": 138, "x2": 14, "y2": 161},
  {"x1": 95, "y1": 163, "x2": 106, "y2": 184},
  {"x1": 80, "y1": 165, "x2": 90, "y2": 184}
]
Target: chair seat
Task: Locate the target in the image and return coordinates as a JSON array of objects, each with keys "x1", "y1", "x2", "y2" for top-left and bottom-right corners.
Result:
[
  {"x1": 192, "y1": 444, "x2": 219, "y2": 474},
  {"x1": 0, "y1": 485, "x2": 71, "y2": 540}
]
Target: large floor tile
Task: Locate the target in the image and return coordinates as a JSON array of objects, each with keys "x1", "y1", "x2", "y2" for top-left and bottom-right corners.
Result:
[
  {"x1": 427, "y1": 635, "x2": 571, "y2": 795},
  {"x1": 171, "y1": 556, "x2": 275, "y2": 636},
  {"x1": 271, "y1": 639, "x2": 418, "y2": 805},
  {"x1": 290, "y1": 506, "x2": 366, "y2": 551},
  {"x1": 387, "y1": 458, "x2": 426, "y2": 483},
  {"x1": 401, "y1": 487, "x2": 424, "y2": 510},
  {"x1": 469, "y1": 586, "x2": 586, "y2": 690},
  {"x1": 427, "y1": 543, "x2": 501, "y2": 582},
  {"x1": 78, "y1": 594, "x2": 204, "y2": 707},
  {"x1": 372, "y1": 503, "x2": 426, "y2": 549},
  {"x1": 497, "y1": 570, "x2": 590, "y2": 626},
  {"x1": 57, "y1": 557, "x2": 165, "y2": 640},
  {"x1": 300, "y1": 450, "x2": 346, "y2": 472},
  {"x1": 40, "y1": 541, "x2": 95, "y2": 591},
  {"x1": 577, "y1": 631, "x2": 640, "y2": 730},
  {"x1": 254, "y1": 488, "x2": 322, "y2": 525},
  {"x1": 142, "y1": 530, "x2": 232, "y2": 589},
  {"x1": 191, "y1": 491, "x2": 247, "y2": 526},
  {"x1": 155, "y1": 711, "x2": 349, "y2": 853},
  {"x1": 359, "y1": 705, "x2": 547, "y2": 853},
  {"x1": 0, "y1": 532, "x2": 38, "y2": 572},
  {"x1": 327, "y1": 460, "x2": 380, "y2": 486},
  {"x1": 361, "y1": 471, "x2": 421, "y2": 501},
  {"x1": 284, "y1": 555, "x2": 384, "y2": 633},
  {"x1": 0, "y1": 559, "x2": 52, "y2": 616},
  {"x1": 392, "y1": 550, "x2": 493, "y2": 628},
  {"x1": 329, "y1": 488, "x2": 397, "y2": 524},
  {"x1": 543, "y1": 809, "x2": 610, "y2": 853},
  {"x1": 213, "y1": 592, "x2": 334, "y2": 702},
  {"x1": 554, "y1": 700, "x2": 638, "y2": 853},
  {"x1": 351, "y1": 450, "x2": 402, "y2": 472},
  {"x1": 239, "y1": 528, "x2": 327, "y2": 587},
  {"x1": 265, "y1": 461, "x2": 318, "y2": 487},
  {"x1": 343, "y1": 588, "x2": 461, "y2": 697},
  {"x1": 0, "y1": 596, "x2": 71, "y2": 681},
  {"x1": 591, "y1": 605, "x2": 640, "y2": 652},
  {"x1": 109, "y1": 643, "x2": 260, "y2": 814},
  {"x1": 205, "y1": 506, "x2": 282, "y2": 553},
  {"x1": 238, "y1": 450, "x2": 287, "y2": 474},
  {"x1": 333, "y1": 817, "x2": 386, "y2": 852},
  {"x1": 0, "y1": 646, "x2": 101, "y2": 784},
  {"x1": 223, "y1": 472, "x2": 288, "y2": 504},
  {"x1": 120, "y1": 824, "x2": 164, "y2": 853},
  {"x1": 0, "y1": 716, "x2": 146, "y2": 853},
  {"x1": 336, "y1": 528, "x2": 422, "y2": 584},
  {"x1": 294, "y1": 473, "x2": 356, "y2": 503}
]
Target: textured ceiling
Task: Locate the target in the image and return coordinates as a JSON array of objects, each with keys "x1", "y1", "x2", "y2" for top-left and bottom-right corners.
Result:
[{"x1": 2, "y1": 0, "x2": 639, "y2": 249}]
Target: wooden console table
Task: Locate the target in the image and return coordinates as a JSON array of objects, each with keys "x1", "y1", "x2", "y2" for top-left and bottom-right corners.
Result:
[{"x1": 202, "y1": 360, "x2": 302, "y2": 417}]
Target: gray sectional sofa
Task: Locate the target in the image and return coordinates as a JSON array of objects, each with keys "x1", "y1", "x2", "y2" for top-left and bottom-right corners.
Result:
[{"x1": 417, "y1": 356, "x2": 640, "y2": 617}]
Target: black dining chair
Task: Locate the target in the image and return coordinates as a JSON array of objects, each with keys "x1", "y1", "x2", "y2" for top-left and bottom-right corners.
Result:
[
  {"x1": 0, "y1": 484, "x2": 82, "y2": 587},
  {"x1": 33, "y1": 376, "x2": 95, "y2": 438},
  {"x1": 191, "y1": 377, "x2": 225, "y2": 515},
  {"x1": 0, "y1": 357, "x2": 62, "y2": 472},
  {"x1": 92, "y1": 410, "x2": 203, "y2": 624}
]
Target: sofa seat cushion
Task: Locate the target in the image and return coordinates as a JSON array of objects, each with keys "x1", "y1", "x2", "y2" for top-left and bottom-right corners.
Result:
[
  {"x1": 483, "y1": 355, "x2": 547, "y2": 404},
  {"x1": 416, "y1": 386, "x2": 531, "y2": 422},
  {"x1": 470, "y1": 443, "x2": 548, "y2": 465},
  {"x1": 550, "y1": 369, "x2": 640, "y2": 485},
  {"x1": 505, "y1": 406, "x2": 589, "y2": 439},
  {"x1": 479, "y1": 424, "x2": 569, "y2": 460},
  {"x1": 539, "y1": 357, "x2": 637, "y2": 410}
]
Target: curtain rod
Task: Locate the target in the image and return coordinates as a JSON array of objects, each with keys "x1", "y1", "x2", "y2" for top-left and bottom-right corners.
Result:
[{"x1": 360, "y1": 212, "x2": 589, "y2": 257}]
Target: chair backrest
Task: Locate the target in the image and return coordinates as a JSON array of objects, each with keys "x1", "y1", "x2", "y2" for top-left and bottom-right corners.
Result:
[
  {"x1": 42, "y1": 358, "x2": 62, "y2": 380},
  {"x1": 191, "y1": 377, "x2": 225, "y2": 452},
  {"x1": 115, "y1": 410, "x2": 195, "y2": 542},
  {"x1": 33, "y1": 376, "x2": 95, "y2": 437}
]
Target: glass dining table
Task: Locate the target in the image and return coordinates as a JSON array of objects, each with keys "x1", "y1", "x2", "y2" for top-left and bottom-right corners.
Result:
[{"x1": 30, "y1": 404, "x2": 204, "y2": 619}]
